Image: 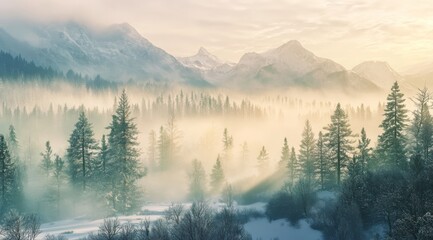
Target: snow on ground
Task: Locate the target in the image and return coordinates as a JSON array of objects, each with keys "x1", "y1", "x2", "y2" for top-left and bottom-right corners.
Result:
[
  {"x1": 244, "y1": 218, "x2": 322, "y2": 240},
  {"x1": 38, "y1": 214, "x2": 164, "y2": 240},
  {"x1": 37, "y1": 202, "x2": 322, "y2": 240},
  {"x1": 37, "y1": 203, "x2": 170, "y2": 240}
]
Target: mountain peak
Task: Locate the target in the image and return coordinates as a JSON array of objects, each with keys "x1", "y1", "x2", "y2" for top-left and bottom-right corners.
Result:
[
  {"x1": 267, "y1": 40, "x2": 313, "y2": 58},
  {"x1": 352, "y1": 60, "x2": 402, "y2": 90},
  {"x1": 282, "y1": 40, "x2": 302, "y2": 47},
  {"x1": 275, "y1": 40, "x2": 304, "y2": 51},
  {"x1": 178, "y1": 47, "x2": 223, "y2": 71},
  {"x1": 353, "y1": 61, "x2": 398, "y2": 75},
  {"x1": 107, "y1": 22, "x2": 141, "y2": 38},
  {"x1": 198, "y1": 47, "x2": 211, "y2": 55}
]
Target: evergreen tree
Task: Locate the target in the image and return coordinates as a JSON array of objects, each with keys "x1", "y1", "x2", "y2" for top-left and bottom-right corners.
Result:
[
  {"x1": 409, "y1": 87, "x2": 433, "y2": 164},
  {"x1": 98, "y1": 135, "x2": 109, "y2": 175},
  {"x1": 222, "y1": 128, "x2": 233, "y2": 162},
  {"x1": 210, "y1": 155, "x2": 225, "y2": 194},
  {"x1": 377, "y1": 82, "x2": 408, "y2": 169},
  {"x1": 7, "y1": 125, "x2": 19, "y2": 162},
  {"x1": 240, "y1": 141, "x2": 249, "y2": 164},
  {"x1": 157, "y1": 126, "x2": 170, "y2": 170},
  {"x1": 357, "y1": 128, "x2": 372, "y2": 172},
  {"x1": 166, "y1": 114, "x2": 181, "y2": 167},
  {"x1": 315, "y1": 131, "x2": 328, "y2": 190},
  {"x1": 106, "y1": 90, "x2": 143, "y2": 213},
  {"x1": 299, "y1": 120, "x2": 316, "y2": 182},
  {"x1": 189, "y1": 159, "x2": 206, "y2": 200},
  {"x1": 420, "y1": 109, "x2": 433, "y2": 164},
  {"x1": 257, "y1": 146, "x2": 269, "y2": 174},
  {"x1": 287, "y1": 147, "x2": 299, "y2": 185},
  {"x1": 279, "y1": 138, "x2": 290, "y2": 170},
  {"x1": 52, "y1": 155, "x2": 64, "y2": 217},
  {"x1": 324, "y1": 103, "x2": 354, "y2": 186},
  {"x1": 147, "y1": 130, "x2": 156, "y2": 170},
  {"x1": 40, "y1": 141, "x2": 53, "y2": 178},
  {"x1": 7, "y1": 125, "x2": 24, "y2": 204},
  {"x1": 66, "y1": 111, "x2": 99, "y2": 191},
  {"x1": 0, "y1": 135, "x2": 19, "y2": 215}
]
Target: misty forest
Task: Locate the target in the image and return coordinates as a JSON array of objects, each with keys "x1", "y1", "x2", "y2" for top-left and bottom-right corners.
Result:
[{"x1": 0, "y1": 13, "x2": 433, "y2": 240}]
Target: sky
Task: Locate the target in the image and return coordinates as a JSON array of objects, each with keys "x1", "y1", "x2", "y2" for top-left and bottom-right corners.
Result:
[{"x1": 1, "y1": 0, "x2": 433, "y2": 72}]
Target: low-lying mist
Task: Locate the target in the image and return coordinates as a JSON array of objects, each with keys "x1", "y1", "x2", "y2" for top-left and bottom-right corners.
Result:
[{"x1": 0, "y1": 80, "x2": 399, "y2": 220}]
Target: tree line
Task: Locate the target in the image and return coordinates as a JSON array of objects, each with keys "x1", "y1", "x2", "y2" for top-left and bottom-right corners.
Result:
[{"x1": 265, "y1": 82, "x2": 433, "y2": 240}]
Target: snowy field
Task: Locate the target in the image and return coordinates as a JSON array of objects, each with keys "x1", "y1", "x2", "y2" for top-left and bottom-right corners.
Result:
[{"x1": 37, "y1": 202, "x2": 322, "y2": 240}]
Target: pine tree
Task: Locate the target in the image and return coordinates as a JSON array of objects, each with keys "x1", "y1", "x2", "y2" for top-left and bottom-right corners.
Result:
[
  {"x1": 257, "y1": 146, "x2": 269, "y2": 174},
  {"x1": 166, "y1": 114, "x2": 181, "y2": 167},
  {"x1": 420, "y1": 109, "x2": 433, "y2": 164},
  {"x1": 324, "y1": 103, "x2": 354, "y2": 186},
  {"x1": 52, "y1": 155, "x2": 64, "y2": 217},
  {"x1": 106, "y1": 90, "x2": 143, "y2": 213},
  {"x1": 222, "y1": 128, "x2": 233, "y2": 162},
  {"x1": 7, "y1": 125, "x2": 19, "y2": 162},
  {"x1": 240, "y1": 142, "x2": 249, "y2": 163},
  {"x1": 357, "y1": 128, "x2": 372, "y2": 172},
  {"x1": 98, "y1": 135, "x2": 109, "y2": 175},
  {"x1": 287, "y1": 147, "x2": 299, "y2": 185},
  {"x1": 157, "y1": 126, "x2": 170, "y2": 170},
  {"x1": 66, "y1": 111, "x2": 99, "y2": 191},
  {"x1": 210, "y1": 155, "x2": 225, "y2": 194},
  {"x1": 0, "y1": 135, "x2": 19, "y2": 215},
  {"x1": 377, "y1": 82, "x2": 408, "y2": 169},
  {"x1": 409, "y1": 87, "x2": 433, "y2": 164},
  {"x1": 315, "y1": 131, "x2": 328, "y2": 190},
  {"x1": 189, "y1": 159, "x2": 206, "y2": 200},
  {"x1": 279, "y1": 138, "x2": 290, "y2": 170},
  {"x1": 40, "y1": 141, "x2": 53, "y2": 178},
  {"x1": 299, "y1": 120, "x2": 316, "y2": 183},
  {"x1": 7, "y1": 125, "x2": 24, "y2": 204},
  {"x1": 147, "y1": 130, "x2": 156, "y2": 170}
]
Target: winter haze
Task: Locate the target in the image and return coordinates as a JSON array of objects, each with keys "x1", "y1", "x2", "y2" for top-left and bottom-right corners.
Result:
[{"x1": 0, "y1": 1, "x2": 432, "y2": 240}]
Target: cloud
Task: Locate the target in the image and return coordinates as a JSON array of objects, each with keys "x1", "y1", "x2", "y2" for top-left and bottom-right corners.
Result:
[{"x1": 1, "y1": 0, "x2": 433, "y2": 70}]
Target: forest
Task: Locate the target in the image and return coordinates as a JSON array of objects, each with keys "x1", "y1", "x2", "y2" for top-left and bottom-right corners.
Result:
[{"x1": 0, "y1": 75, "x2": 431, "y2": 240}]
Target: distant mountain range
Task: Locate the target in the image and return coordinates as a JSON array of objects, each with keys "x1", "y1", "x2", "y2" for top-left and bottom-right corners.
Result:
[
  {"x1": 0, "y1": 22, "x2": 209, "y2": 87},
  {"x1": 195, "y1": 40, "x2": 379, "y2": 92},
  {"x1": 0, "y1": 21, "x2": 428, "y2": 92}
]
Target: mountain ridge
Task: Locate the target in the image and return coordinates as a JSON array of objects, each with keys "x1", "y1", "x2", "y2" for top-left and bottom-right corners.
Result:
[{"x1": 0, "y1": 22, "x2": 210, "y2": 87}]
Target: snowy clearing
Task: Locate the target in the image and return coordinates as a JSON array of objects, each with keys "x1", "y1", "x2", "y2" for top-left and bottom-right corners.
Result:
[{"x1": 37, "y1": 202, "x2": 322, "y2": 240}]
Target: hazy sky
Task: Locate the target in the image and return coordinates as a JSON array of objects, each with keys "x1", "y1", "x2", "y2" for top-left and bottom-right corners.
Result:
[{"x1": 1, "y1": 0, "x2": 433, "y2": 71}]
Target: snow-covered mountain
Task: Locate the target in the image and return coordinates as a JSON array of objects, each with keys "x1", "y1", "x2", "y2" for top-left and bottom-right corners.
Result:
[
  {"x1": 205, "y1": 40, "x2": 379, "y2": 91},
  {"x1": 178, "y1": 47, "x2": 225, "y2": 71},
  {"x1": 352, "y1": 61, "x2": 404, "y2": 90},
  {"x1": 0, "y1": 22, "x2": 209, "y2": 86}
]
